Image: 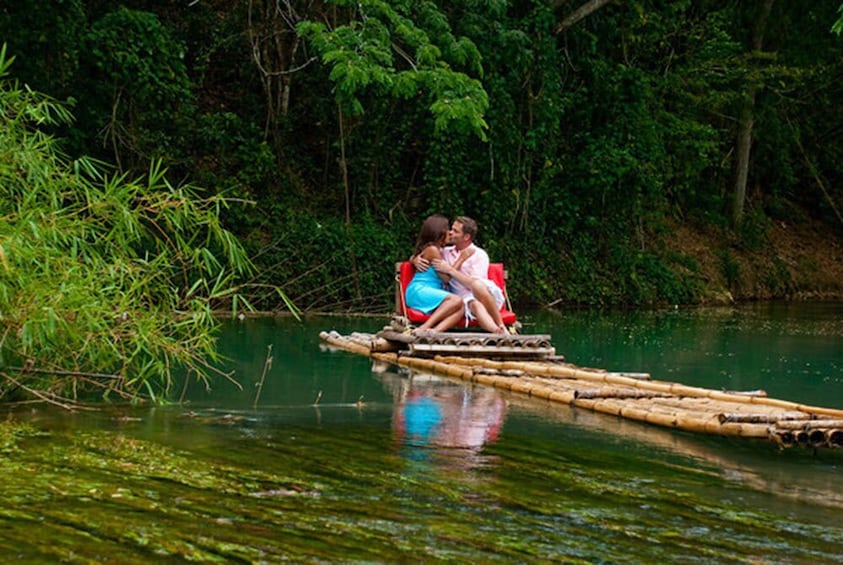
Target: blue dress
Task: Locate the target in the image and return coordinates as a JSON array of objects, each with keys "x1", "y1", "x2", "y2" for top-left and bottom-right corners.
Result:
[{"x1": 405, "y1": 266, "x2": 451, "y2": 314}]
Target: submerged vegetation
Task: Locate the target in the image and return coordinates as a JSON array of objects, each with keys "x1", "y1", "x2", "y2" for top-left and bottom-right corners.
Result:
[
  {"x1": 0, "y1": 45, "x2": 273, "y2": 404},
  {"x1": 1, "y1": 401, "x2": 842, "y2": 562}
]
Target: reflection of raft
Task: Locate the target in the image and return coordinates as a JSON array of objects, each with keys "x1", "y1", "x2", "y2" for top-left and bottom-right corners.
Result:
[{"x1": 319, "y1": 329, "x2": 843, "y2": 450}]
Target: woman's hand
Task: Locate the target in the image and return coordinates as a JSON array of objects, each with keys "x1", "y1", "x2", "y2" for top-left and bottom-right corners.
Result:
[
  {"x1": 459, "y1": 248, "x2": 475, "y2": 262},
  {"x1": 412, "y1": 254, "x2": 430, "y2": 271},
  {"x1": 431, "y1": 258, "x2": 452, "y2": 275}
]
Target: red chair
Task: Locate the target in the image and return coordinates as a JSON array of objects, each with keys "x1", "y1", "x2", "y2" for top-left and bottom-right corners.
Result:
[{"x1": 394, "y1": 261, "x2": 517, "y2": 330}]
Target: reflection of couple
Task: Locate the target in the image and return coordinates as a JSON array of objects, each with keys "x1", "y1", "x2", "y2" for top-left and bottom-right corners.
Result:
[
  {"x1": 392, "y1": 376, "x2": 506, "y2": 451},
  {"x1": 406, "y1": 215, "x2": 506, "y2": 334}
]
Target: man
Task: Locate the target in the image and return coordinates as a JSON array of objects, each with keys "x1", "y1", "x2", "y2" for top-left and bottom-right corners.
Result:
[{"x1": 416, "y1": 216, "x2": 507, "y2": 334}]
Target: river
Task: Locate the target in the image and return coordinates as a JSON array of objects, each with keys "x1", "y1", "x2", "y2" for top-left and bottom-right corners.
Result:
[{"x1": 2, "y1": 302, "x2": 842, "y2": 562}]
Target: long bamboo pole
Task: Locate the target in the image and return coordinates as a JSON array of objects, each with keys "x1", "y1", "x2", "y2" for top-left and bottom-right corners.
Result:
[{"x1": 771, "y1": 419, "x2": 843, "y2": 430}]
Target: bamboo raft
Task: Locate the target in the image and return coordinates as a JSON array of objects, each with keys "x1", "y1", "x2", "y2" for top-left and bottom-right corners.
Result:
[{"x1": 319, "y1": 329, "x2": 843, "y2": 450}]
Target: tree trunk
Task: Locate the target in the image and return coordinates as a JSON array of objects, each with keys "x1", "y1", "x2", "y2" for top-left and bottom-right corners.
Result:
[
  {"x1": 247, "y1": 1, "x2": 313, "y2": 153},
  {"x1": 338, "y1": 105, "x2": 362, "y2": 301},
  {"x1": 731, "y1": 0, "x2": 774, "y2": 227},
  {"x1": 732, "y1": 91, "x2": 755, "y2": 226}
]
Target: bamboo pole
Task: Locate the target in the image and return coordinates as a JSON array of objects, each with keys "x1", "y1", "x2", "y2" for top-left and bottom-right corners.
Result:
[
  {"x1": 769, "y1": 429, "x2": 796, "y2": 448},
  {"x1": 808, "y1": 429, "x2": 827, "y2": 447},
  {"x1": 717, "y1": 412, "x2": 812, "y2": 424},
  {"x1": 505, "y1": 380, "x2": 533, "y2": 395},
  {"x1": 372, "y1": 351, "x2": 398, "y2": 364},
  {"x1": 573, "y1": 387, "x2": 669, "y2": 400},
  {"x1": 319, "y1": 331, "x2": 372, "y2": 356},
  {"x1": 471, "y1": 373, "x2": 499, "y2": 387},
  {"x1": 772, "y1": 419, "x2": 843, "y2": 430},
  {"x1": 645, "y1": 397, "x2": 799, "y2": 421},
  {"x1": 549, "y1": 390, "x2": 576, "y2": 403},
  {"x1": 571, "y1": 396, "x2": 772, "y2": 438},
  {"x1": 407, "y1": 347, "x2": 841, "y2": 440}
]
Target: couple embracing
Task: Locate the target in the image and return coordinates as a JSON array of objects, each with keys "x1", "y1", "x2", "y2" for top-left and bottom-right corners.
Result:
[{"x1": 405, "y1": 215, "x2": 507, "y2": 334}]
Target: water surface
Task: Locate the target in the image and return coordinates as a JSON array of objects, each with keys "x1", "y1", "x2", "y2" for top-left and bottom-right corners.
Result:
[{"x1": 2, "y1": 303, "x2": 842, "y2": 562}]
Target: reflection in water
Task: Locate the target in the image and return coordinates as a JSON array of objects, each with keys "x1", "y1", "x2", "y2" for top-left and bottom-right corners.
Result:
[
  {"x1": 375, "y1": 365, "x2": 506, "y2": 468},
  {"x1": 505, "y1": 394, "x2": 843, "y2": 515}
]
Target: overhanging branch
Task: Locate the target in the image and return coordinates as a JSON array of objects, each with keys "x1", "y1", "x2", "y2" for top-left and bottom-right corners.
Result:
[{"x1": 553, "y1": 0, "x2": 614, "y2": 35}]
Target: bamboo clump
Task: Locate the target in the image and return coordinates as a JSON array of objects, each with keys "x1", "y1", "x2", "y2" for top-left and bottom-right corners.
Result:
[{"x1": 318, "y1": 330, "x2": 843, "y2": 450}]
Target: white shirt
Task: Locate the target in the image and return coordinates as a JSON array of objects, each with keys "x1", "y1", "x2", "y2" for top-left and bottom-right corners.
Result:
[{"x1": 441, "y1": 243, "x2": 490, "y2": 298}]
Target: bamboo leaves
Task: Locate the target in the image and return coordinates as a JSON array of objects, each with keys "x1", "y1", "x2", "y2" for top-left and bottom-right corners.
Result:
[{"x1": 0, "y1": 47, "x2": 259, "y2": 403}]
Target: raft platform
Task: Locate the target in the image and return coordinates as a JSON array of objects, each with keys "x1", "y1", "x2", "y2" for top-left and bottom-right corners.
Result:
[
  {"x1": 320, "y1": 328, "x2": 843, "y2": 450},
  {"x1": 378, "y1": 329, "x2": 557, "y2": 359}
]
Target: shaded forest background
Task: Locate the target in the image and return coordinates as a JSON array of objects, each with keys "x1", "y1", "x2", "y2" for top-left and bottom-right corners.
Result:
[{"x1": 3, "y1": 0, "x2": 843, "y2": 313}]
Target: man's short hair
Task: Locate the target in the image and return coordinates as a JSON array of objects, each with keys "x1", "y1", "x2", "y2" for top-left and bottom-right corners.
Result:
[{"x1": 455, "y1": 215, "x2": 478, "y2": 240}]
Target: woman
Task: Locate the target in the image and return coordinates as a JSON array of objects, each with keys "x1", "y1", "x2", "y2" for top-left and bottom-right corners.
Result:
[{"x1": 405, "y1": 215, "x2": 464, "y2": 333}]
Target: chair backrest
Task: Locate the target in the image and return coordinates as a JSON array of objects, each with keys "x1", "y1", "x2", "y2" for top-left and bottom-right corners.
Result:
[
  {"x1": 488, "y1": 263, "x2": 507, "y2": 293},
  {"x1": 398, "y1": 261, "x2": 416, "y2": 293},
  {"x1": 395, "y1": 261, "x2": 416, "y2": 315}
]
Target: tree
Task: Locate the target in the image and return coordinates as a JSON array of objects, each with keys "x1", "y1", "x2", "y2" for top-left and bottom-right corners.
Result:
[
  {"x1": 731, "y1": 0, "x2": 774, "y2": 227},
  {"x1": 0, "y1": 46, "x2": 285, "y2": 406},
  {"x1": 297, "y1": 1, "x2": 489, "y2": 141},
  {"x1": 247, "y1": 0, "x2": 317, "y2": 147},
  {"x1": 0, "y1": 0, "x2": 86, "y2": 97},
  {"x1": 79, "y1": 7, "x2": 195, "y2": 171}
]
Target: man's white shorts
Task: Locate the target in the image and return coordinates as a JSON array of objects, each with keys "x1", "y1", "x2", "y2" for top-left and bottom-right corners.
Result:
[{"x1": 462, "y1": 280, "x2": 505, "y2": 320}]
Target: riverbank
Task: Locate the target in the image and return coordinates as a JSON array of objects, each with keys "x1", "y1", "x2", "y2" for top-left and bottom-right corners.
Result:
[
  {"x1": 233, "y1": 210, "x2": 843, "y2": 316},
  {"x1": 666, "y1": 214, "x2": 843, "y2": 305}
]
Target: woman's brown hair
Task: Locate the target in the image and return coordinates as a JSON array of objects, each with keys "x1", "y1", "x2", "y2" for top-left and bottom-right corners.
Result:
[{"x1": 414, "y1": 214, "x2": 450, "y2": 255}]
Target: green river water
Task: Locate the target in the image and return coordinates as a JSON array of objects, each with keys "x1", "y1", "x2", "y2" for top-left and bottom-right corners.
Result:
[{"x1": 2, "y1": 302, "x2": 842, "y2": 563}]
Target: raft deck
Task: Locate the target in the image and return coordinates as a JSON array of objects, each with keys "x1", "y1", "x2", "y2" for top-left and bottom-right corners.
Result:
[
  {"x1": 320, "y1": 328, "x2": 843, "y2": 450},
  {"x1": 378, "y1": 329, "x2": 557, "y2": 359}
]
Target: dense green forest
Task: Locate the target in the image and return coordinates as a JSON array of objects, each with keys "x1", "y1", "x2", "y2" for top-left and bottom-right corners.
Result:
[{"x1": 3, "y1": 0, "x2": 843, "y2": 312}]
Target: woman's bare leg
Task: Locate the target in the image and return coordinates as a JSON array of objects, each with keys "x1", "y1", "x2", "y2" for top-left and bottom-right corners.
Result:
[
  {"x1": 431, "y1": 302, "x2": 466, "y2": 332},
  {"x1": 468, "y1": 300, "x2": 505, "y2": 333},
  {"x1": 417, "y1": 294, "x2": 462, "y2": 331}
]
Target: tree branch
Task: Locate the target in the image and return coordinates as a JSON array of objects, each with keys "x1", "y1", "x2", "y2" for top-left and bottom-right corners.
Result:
[
  {"x1": 553, "y1": 0, "x2": 614, "y2": 35},
  {"x1": 1, "y1": 371, "x2": 93, "y2": 411}
]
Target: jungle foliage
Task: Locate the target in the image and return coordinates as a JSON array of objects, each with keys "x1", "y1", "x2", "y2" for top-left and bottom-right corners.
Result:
[
  {"x1": 0, "y1": 45, "x2": 264, "y2": 404},
  {"x1": 2, "y1": 0, "x2": 843, "y2": 315}
]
